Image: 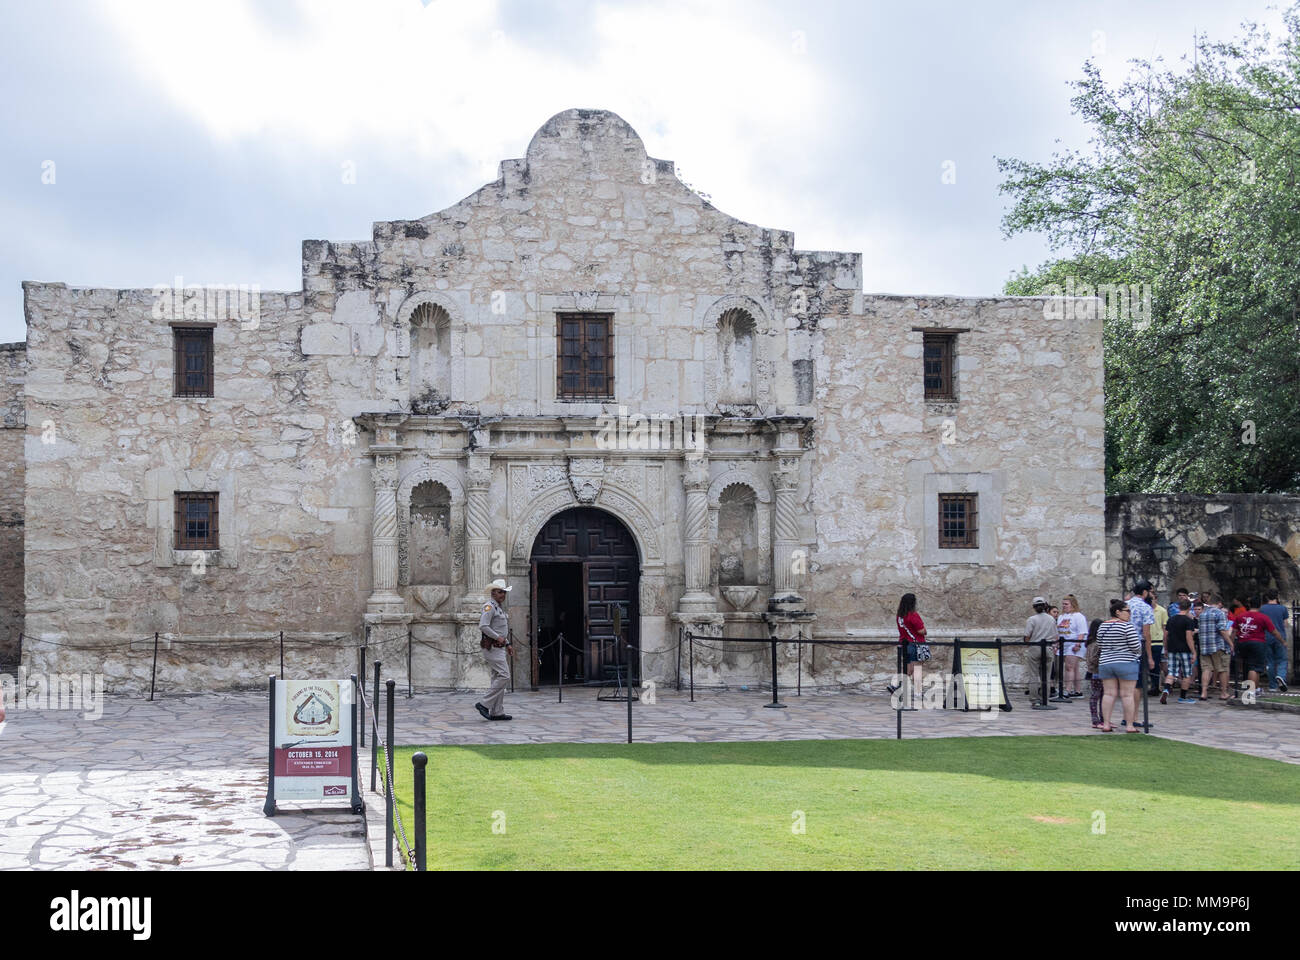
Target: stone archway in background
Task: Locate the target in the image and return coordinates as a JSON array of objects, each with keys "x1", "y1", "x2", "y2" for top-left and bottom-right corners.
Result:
[{"x1": 1171, "y1": 533, "x2": 1300, "y2": 606}]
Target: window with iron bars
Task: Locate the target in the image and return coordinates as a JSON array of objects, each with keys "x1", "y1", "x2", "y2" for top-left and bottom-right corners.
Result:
[
  {"x1": 556, "y1": 313, "x2": 614, "y2": 400},
  {"x1": 938, "y1": 492, "x2": 978, "y2": 549},
  {"x1": 175, "y1": 492, "x2": 219, "y2": 551},
  {"x1": 173, "y1": 326, "x2": 214, "y2": 397}
]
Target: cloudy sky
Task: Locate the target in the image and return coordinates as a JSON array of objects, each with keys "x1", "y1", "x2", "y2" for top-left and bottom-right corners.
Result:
[{"x1": 0, "y1": 0, "x2": 1284, "y2": 343}]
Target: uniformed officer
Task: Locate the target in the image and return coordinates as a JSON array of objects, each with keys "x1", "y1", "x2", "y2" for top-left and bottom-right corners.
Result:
[{"x1": 475, "y1": 579, "x2": 513, "y2": 721}]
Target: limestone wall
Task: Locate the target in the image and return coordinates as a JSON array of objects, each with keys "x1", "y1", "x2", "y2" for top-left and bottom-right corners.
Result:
[{"x1": 1, "y1": 342, "x2": 25, "y2": 662}]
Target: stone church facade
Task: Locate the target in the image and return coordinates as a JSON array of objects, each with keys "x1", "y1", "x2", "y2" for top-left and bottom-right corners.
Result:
[{"x1": 9, "y1": 109, "x2": 1108, "y2": 693}]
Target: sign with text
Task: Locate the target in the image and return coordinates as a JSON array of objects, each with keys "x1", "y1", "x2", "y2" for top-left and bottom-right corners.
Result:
[
  {"x1": 264, "y1": 677, "x2": 362, "y2": 815},
  {"x1": 952, "y1": 640, "x2": 1012, "y2": 711}
]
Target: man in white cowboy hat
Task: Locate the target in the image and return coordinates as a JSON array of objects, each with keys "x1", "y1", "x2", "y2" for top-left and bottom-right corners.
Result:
[{"x1": 475, "y1": 579, "x2": 513, "y2": 721}]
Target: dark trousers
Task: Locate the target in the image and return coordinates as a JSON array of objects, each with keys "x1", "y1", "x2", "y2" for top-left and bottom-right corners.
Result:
[{"x1": 1088, "y1": 677, "x2": 1104, "y2": 725}]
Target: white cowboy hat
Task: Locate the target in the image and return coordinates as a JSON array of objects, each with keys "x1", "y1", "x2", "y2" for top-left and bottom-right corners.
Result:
[{"x1": 486, "y1": 579, "x2": 512, "y2": 593}]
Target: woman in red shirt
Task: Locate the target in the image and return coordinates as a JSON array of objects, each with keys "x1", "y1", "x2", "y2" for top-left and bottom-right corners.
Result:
[{"x1": 888, "y1": 593, "x2": 931, "y2": 701}]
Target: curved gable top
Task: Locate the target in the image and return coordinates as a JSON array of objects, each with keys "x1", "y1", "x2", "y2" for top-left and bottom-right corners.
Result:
[{"x1": 372, "y1": 108, "x2": 793, "y2": 244}]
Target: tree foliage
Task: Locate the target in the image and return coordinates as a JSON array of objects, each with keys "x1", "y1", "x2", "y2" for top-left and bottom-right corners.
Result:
[{"x1": 999, "y1": 9, "x2": 1300, "y2": 493}]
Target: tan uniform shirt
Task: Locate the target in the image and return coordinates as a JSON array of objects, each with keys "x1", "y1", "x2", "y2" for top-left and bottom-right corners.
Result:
[{"x1": 480, "y1": 598, "x2": 509, "y2": 644}]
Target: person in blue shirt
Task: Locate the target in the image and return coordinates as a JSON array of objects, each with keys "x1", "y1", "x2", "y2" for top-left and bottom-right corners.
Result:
[{"x1": 1259, "y1": 591, "x2": 1290, "y2": 692}]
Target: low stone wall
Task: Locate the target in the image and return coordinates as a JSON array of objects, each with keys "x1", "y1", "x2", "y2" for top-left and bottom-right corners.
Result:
[{"x1": 0, "y1": 342, "x2": 25, "y2": 663}]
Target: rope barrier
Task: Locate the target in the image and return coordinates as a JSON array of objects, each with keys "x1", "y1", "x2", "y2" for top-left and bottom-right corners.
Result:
[{"x1": 355, "y1": 676, "x2": 415, "y2": 870}]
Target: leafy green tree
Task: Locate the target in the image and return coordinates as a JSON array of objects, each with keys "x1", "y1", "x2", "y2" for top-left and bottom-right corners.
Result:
[{"x1": 999, "y1": 9, "x2": 1300, "y2": 493}]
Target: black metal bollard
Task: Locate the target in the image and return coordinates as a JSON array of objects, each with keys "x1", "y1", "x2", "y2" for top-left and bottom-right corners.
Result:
[
  {"x1": 1051, "y1": 638, "x2": 1070, "y2": 703},
  {"x1": 371, "y1": 661, "x2": 381, "y2": 793},
  {"x1": 1140, "y1": 656, "x2": 1151, "y2": 733},
  {"x1": 689, "y1": 630, "x2": 695, "y2": 703},
  {"x1": 676, "y1": 627, "x2": 682, "y2": 692},
  {"x1": 626, "y1": 643, "x2": 634, "y2": 744},
  {"x1": 279, "y1": 630, "x2": 284, "y2": 680},
  {"x1": 412, "y1": 752, "x2": 427, "y2": 871},
  {"x1": 358, "y1": 647, "x2": 366, "y2": 748},
  {"x1": 1032, "y1": 638, "x2": 1057, "y2": 710},
  {"x1": 896, "y1": 643, "x2": 903, "y2": 740},
  {"x1": 407, "y1": 630, "x2": 413, "y2": 699},
  {"x1": 262, "y1": 675, "x2": 276, "y2": 816},
  {"x1": 149, "y1": 632, "x2": 160, "y2": 702},
  {"x1": 764, "y1": 639, "x2": 786, "y2": 708},
  {"x1": 385, "y1": 677, "x2": 395, "y2": 868}
]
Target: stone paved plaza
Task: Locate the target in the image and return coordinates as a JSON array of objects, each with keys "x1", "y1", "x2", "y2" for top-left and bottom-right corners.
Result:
[{"x1": 1, "y1": 685, "x2": 1296, "y2": 870}]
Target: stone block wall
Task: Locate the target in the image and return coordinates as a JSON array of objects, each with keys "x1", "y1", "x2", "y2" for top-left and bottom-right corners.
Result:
[{"x1": 1, "y1": 341, "x2": 25, "y2": 662}]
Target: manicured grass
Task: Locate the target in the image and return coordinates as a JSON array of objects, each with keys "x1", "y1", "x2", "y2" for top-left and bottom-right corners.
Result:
[{"x1": 383, "y1": 737, "x2": 1300, "y2": 870}]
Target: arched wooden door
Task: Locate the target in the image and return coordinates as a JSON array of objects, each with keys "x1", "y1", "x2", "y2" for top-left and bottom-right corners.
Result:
[{"x1": 529, "y1": 507, "x2": 639, "y2": 687}]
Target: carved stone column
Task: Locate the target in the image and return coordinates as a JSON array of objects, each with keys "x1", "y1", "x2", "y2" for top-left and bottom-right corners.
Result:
[
  {"x1": 463, "y1": 453, "x2": 493, "y2": 607},
  {"x1": 678, "y1": 452, "x2": 715, "y2": 614},
  {"x1": 771, "y1": 448, "x2": 805, "y2": 608},
  {"x1": 367, "y1": 453, "x2": 404, "y2": 615}
]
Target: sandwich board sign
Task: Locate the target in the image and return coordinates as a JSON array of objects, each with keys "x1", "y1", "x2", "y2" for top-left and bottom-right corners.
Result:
[
  {"x1": 952, "y1": 639, "x2": 1012, "y2": 711},
  {"x1": 263, "y1": 677, "x2": 363, "y2": 815}
]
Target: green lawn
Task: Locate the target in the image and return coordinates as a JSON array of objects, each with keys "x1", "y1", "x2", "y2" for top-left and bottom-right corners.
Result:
[{"x1": 381, "y1": 737, "x2": 1300, "y2": 870}]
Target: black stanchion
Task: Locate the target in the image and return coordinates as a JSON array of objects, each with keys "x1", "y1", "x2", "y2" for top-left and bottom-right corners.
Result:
[
  {"x1": 1032, "y1": 638, "x2": 1057, "y2": 710},
  {"x1": 371, "y1": 661, "x2": 381, "y2": 793},
  {"x1": 689, "y1": 630, "x2": 695, "y2": 703},
  {"x1": 349, "y1": 674, "x2": 363, "y2": 815},
  {"x1": 279, "y1": 630, "x2": 284, "y2": 680},
  {"x1": 676, "y1": 627, "x2": 682, "y2": 692},
  {"x1": 764, "y1": 639, "x2": 786, "y2": 708},
  {"x1": 149, "y1": 632, "x2": 159, "y2": 702},
  {"x1": 626, "y1": 642, "x2": 634, "y2": 744},
  {"x1": 1140, "y1": 656, "x2": 1151, "y2": 733},
  {"x1": 385, "y1": 677, "x2": 395, "y2": 869},
  {"x1": 412, "y1": 752, "x2": 427, "y2": 872},
  {"x1": 557, "y1": 636, "x2": 564, "y2": 704},
  {"x1": 262, "y1": 675, "x2": 276, "y2": 816},
  {"x1": 895, "y1": 643, "x2": 903, "y2": 739},
  {"x1": 797, "y1": 632, "x2": 802, "y2": 697},
  {"x1": 358, "y1": 647, "x2": 366, "y2": 748},
  {"x1": 1051, "y1": 638, "x2": 1070, "y2": 703},
  {"x1": 407, "y1": 630, "x2": 413, "y2": 700}
]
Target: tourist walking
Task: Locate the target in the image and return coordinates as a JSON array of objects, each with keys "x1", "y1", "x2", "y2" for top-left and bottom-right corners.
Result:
[
  {"x1": 1096, "y1": 599, "x2": 1143, "y2": 732},
  {"x1": 1147, "y1": 588, "x2": 1168, "y2": 694},
  {"x1": 1085, "y1": 618, "x2": 1104, "y2": 728},
  {"x1": 1161, "y1": 603, "x2": 1198, "y2": 704},
  {"x1": 1232, "y1": 601, "x2": 1283, "y2": 696},
  {"x1": 1057, "y1": 595, "x2": 1088, "y2": 697},
  {"x1": 1259, "y1": 592, "x2": 1290, "y2": 692},
  {"x1": 1197, "y1": 593, "x2": 1234, "y2": 701},
  {"x1": 888, "y1": 593, "x2": 930, "y2": 703},
  {"x1": 1126, "y1": 581, "x2": 1157, "y2": 693},
  {"x1": 474, "y1": 579, "x2": 514, "y2": 721}
]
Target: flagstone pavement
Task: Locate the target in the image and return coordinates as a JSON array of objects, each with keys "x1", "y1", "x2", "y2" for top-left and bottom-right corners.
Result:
[{"x1": 1, "y1": 684, "x2": 1295, "y2": 870}]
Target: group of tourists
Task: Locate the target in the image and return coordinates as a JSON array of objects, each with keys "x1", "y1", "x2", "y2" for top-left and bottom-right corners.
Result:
[{"x1": 890, "y1": 585, "x2": 1291, "y2": 733}]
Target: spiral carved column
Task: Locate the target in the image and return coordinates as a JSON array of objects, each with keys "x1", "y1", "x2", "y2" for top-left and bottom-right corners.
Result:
[
  {"x1": 367, "y1": 454, "x2": 404, "y2": 614},
  {"x1": 678, "y1": 453, "x2": 716, "y2": 614},
  {"x1": 771, "y1": 455, "x2": 804, "y2": 602},
  {"x1": 463, "y1": 456, "x2": 492, "y2": 605}
]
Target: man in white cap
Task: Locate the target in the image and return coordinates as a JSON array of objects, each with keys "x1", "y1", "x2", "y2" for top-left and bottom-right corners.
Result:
[
  {"x1": 475, "y1": 579, "x2": 513, "y2": 721},
  {"x1": 1024, "y1": 596, "x2": 1058, "y2": 702}
]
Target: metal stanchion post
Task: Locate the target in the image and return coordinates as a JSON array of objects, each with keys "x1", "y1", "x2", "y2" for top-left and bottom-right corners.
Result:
[
  {"x1": 1032, "y1": 638, "x2": 1057, "y2": 710},
  {"x1": 385, "y1": 678, "x2": 395, "y2": 868},
  {"x1": 1141, "y1": 656, "x2": 1151, "y2": 732},
  {"x1": 797, "y1": 632, "x2": 802, "y2": 697},
  {"x1": 626, "y1": 642, "x2": 634, "y2": 744},
  {"x1": 676, "y1": 627, "x2": 682, "y2": 692},
  {"x1": 1051, "y1": 639, "x2": 1070, "y2": 703},
  {"x1": 279, "y1": 630, "x2": 284, "y2": 680},
  {"x1": 262, "y1": 675, "x2": 276, "y2": 816},
  {"x1": 895, "y1": 643, "x2": 903, "y2": 739},
  {"x1": 557, "y1": 637, "x2": 564, "y2": 704},
  {"x1": 371, "y1": 661, "x2": 381, "y2": 793},
  {"x1": 407, "y1": 630, "x2": 413, "y2": 699},
  {"x1": 358, "y1": 647, "x2": 366, "y2": 748},
  {"x1": 149, "y1": 632, "x2": 160, "y2": 702},
  {"x1": 764, "y1": 639, "x2": 786, "y2": 708},
  {"x1": 412, "y1": 752, "x2": 427, "y2": 872},
  {"x1": 689, "y1": 630, "x2": 695, "y2": 703}
]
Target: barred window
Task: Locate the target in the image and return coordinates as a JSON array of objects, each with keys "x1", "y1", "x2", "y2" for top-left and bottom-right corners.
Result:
[
  {"x1": 557, "y1": 313, "x2": 613, "y2": 400},
  {"x1": 174, "y1": 326, "x2": 214, "y2": 397},
  {"x1": 175, "y1": 492, "x2": 219, "y2": 551},
  {"x1": 938, "y1": 493, "x2": 978, "y2": 549},
  {"x1": 923, "y1": 333, "x2": 955, "y2": 401}
]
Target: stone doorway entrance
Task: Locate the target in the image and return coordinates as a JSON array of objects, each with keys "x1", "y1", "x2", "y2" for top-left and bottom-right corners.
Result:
[{"x1": 529, "y1": 507, "x2": 639, "y2": 688}]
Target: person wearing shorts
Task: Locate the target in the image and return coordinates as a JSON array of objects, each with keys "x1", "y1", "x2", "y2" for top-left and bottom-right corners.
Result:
[
  {"x1": 1096, "y1": 598, "x2": 1143, "y2": 732},
  {"x1": 1197, "y1": 594, "x2": 1234, "y2": 701},
  {"x1": 1233, "y1": 604, "x2": 1281, "y2": 696},
  {"x1": 1161, "y1": 607, "x2": 1198, "y2": 704},
  {"x1": 1057, "y1": 595, "x2": 1089, "y2": 697}
]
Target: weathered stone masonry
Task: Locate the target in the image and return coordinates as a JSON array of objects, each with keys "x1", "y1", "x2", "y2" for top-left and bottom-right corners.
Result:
[
  {"x1": 17, "y1": 109, "x2": 1108, "y2": 692},
  {"x1": 1, "y1": 342, "x2": 24, "y2": 663}
]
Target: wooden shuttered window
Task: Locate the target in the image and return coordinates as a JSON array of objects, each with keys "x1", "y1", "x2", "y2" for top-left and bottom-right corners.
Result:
[
  {"x1": 173, "y1": 326, "x2": 214, "y2": 397},
  {"x1": 175, "y1": 492, "x2": 219, "y2": 551},
  {"x1": 556, "y1": 313, "x2": 614, "y2": 400},
  {"x1": 938, "y1": 493, "x2": 978, "y2": 549}
]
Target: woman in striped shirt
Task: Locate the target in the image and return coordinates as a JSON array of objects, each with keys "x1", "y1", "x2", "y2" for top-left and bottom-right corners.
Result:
[{"x1": 1096, "y1": 598, "x2": 1144, "y2": 732}]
